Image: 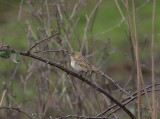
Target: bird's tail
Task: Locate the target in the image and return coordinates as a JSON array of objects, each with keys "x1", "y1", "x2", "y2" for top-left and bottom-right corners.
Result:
[{"x1": 91, "y1": 66, "x2": 99, "y2": 73}]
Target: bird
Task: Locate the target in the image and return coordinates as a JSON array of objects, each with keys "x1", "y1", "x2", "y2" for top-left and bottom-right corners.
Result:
[{"x1": 70, "y1": 51, "x2": 98, "y2": 73}]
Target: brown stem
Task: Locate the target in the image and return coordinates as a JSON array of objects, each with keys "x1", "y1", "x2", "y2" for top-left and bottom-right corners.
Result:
[
  {"x1": 151, "y1": 0, "x2": 156, "y2": 118},
  {"x1": 132, "y1": 0, "x2": 142, "y2": 118},
  {"x1": 28, "y1": 32, "x2": 61, "y2": 52},
  {"x1": 0, "y1": 106, "x2": 32, "y2": 119},
  {"x1": 17, "y1": 51, "x2": 136, "y2": 119},
  {"x1": 107, "y1": 88, "x2": 160, "y2": 117},
  {"x1": 96, "y1": 83, "x2": 160, "y2": 117},
  {"x1": 98, "y1": 69, "x2": 131, "y2": 97}
]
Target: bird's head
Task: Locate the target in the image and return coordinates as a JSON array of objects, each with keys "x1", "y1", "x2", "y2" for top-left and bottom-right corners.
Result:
[{"x1": 70, "y1": 51, "x2": 81, "y2": 58}]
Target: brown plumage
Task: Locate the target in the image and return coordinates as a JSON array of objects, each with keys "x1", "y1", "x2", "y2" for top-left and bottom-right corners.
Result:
[{"x1": 70, "y1": 51, "x2": 98, "y2": 73}]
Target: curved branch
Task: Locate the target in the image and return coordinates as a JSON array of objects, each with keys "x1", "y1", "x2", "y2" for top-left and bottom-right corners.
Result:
[
  {"x1": 107, "y1": 88, "x2": 160, "y2": 117},
  {"x1": 17, "y1": 51, "x2": 135, "y2": 119},
  {"x1": 57, "y1": 115, "x2": 115, "y2": 119},
  {"x1": 96, "y1": 83, "x2": 160, "y2": 117},
  {"x1": 0, "y1": 45, "x2": 135, "y2": 119},
  {"x1": 28, "y1": 32, "x2": 61, "y2": 52}
]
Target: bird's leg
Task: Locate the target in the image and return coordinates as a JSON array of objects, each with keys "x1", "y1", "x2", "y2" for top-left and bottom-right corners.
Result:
[
  {"x1": 88, "y1": 70, "x2": 93, "y2": 77},
  {"x1": 79, "y1": 71, "x2": 83, "y2": 77},
  {"x1": 84, "y1": 71, "x2": 88, "y2": 78}
]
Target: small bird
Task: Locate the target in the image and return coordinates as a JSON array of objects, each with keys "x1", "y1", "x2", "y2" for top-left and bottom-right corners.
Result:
[{"x1": 70, "y1": 51, "x2": 98, "y2": 73}]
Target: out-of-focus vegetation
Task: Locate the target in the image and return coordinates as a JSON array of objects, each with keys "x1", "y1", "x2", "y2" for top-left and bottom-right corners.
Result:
[{"x1": 0, "y1": 0, "x2": 160, "y2": 119}]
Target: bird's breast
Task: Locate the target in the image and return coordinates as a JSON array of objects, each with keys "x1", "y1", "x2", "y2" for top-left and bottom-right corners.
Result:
[{"x1": 71, "y1": 58, "x2": 76, "y2": 68}]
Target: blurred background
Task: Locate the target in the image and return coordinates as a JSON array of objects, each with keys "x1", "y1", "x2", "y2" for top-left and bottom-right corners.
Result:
[{"x1": 0, "y1": 0, "x2": 160, "y2": 119}]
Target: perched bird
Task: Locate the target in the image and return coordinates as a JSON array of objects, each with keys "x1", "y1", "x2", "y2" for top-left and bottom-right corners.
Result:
[{"x1": 70, "y1": 51, "x2": 98, "y2": 73}]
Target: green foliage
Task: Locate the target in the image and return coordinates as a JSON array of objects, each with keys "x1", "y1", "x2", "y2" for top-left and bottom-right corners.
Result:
[
  {"x1": 11, "y1": 50, "x2": 21, "y2": 63},
  {"x1": 0, "y1": 47, "x2": 21, "y2": 63},
  {"x1": 0, "y1": 47, "x2": 10, "y2": 58}
]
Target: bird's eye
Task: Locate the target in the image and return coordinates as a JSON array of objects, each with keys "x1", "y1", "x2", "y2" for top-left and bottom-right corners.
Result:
[{"x1": 70, "y1": 52, "x2": 74, "y2": 56}]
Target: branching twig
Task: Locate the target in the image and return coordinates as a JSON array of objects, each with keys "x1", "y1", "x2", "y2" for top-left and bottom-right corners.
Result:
[
  {"x1": 95, "y1": 0, "x2": 150, "y2": 37},
  {"x1": 0, "y1": 44, "x2": 136, "y2": 119},
  {"x1": 17, "y1": 50, "x2": 135, "y2": 119},
  {"x1": 98, "y1": 69, "x2": 131, "y2": 97},
  {"x1": 81, "y1": 0, "x2": 102, "y2": 52},
  {"x1": 18, "y1": 0, "x2": 24, "y2": 20},
  {"x1": 69, "y1": 0, "x2": 82, "y2": 20},
  {"x1": 127, "y1": 0, "x2": 152, "y2": 116},
  {"x1": 0, "y1": 106, "x2": 32, "y2": 119},
  {"x1": 28, "y1": 32, "x2": 61, "y2": 52},
  {"x1": 33, "y1": 49, "x2": 70, "y2": 54},
  {"x1": 114, "y1": 0, "x2": 126, "y2": 24},
  {"x1": 57, "y1": 115, "x2": 116, "y2": 119},
  {"x1": 96, "y1": 83, "x2": 160, "y2": 117},
  {"x1": 107, "y1": 88, "x2": 160, "y2": 117}
]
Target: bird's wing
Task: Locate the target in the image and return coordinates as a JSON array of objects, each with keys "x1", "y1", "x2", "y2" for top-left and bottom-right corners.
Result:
[{"x1": 74, "y1": 55, "x2": 91, "y2": 68}]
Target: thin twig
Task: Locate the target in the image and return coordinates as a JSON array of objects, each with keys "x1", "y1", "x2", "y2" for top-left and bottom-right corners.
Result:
[
  {"x1": 33, "y1": 49, "x2": 70, "y2": 54},
  {"x1": 81, "y1": 0, "x2": 102, "y2": 52},
  {"x1": 125, "y1": 1, "x2": 137, "y2": 115},
  {"x1": 18, "y1": 50, "x2": 135, "y2": 119},
  {"x1": 151, "y1": 0, "x2": 156, "y2": 118},
  {"x1": 132, "y1": 0, "x2": 142, "y2": 118},
  {"x1": 57, "y1": 115, "x2": 116, "y2": 119},
  {"x1": 114, "y1": 0, "x2": 126, "y2": 24},
  {"x1": 98, "y1": 69, "x2": 132, "y2": 97},
  {"x1": 0, "y1": 90, "x2": 7, "y2": 106},
  {"x1": 95, "y1": 0, "x2": 150, "y2": 37},
  {"x1": 18, "y1": 0, "x2": 24, "y2": 20},
  {"x1": 107, "y1": 88, "x2": 160, "y2": 117},
  {"x1": 96, "y1": 83, "x2": 160, "y2": 117},
  {"x1": 56, "y1": 3, "x2": 73, "y2": 51},
  {"x1": 0, "y1": 44, "x2": 135, "y2": 119},
  {"x1": 128, "y1": 0, "x2": 152, "y2": 116},
  {"x1": 81, "y1": 15, "x2": 90, "y2": 53},
  {"x1": 0, "y1": 106, "x2": 33, "y2": 119},
  {"x1": 69, "y1": 0, "x2": 81, "y2": 20},
  {"x1": 28, "y1": 32, "x2": 61, "y2": 52}
]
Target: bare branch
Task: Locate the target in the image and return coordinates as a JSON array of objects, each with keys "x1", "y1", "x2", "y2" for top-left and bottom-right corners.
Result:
[
  {"x1": 95, "y1": 0, "x2": 150, "y2": 37},
  {"x1": 33, "y1": 49, "x2": 70, "y2": 54},
  {"x1": 98, "y1": 69, "x2": 132, "y2": 97},
  {"x1": 0, "y1": 90, "x2": 7, "y2": 106},
  {"x1": 96, "y1": 83, "x2": 160, "y2": 117},
  {"x1": 81, "y1": 0, "x2": 102, "y2": 52},
  {"x1": 69, "y1": 0, "x2": 82, "y2": 20},
  {"x1": 107, "y1": 88, "x2": 160, "y2": 117},
  {"x1": 18, "y1": 0, "x2": 24, "y2": 20},
  {"x1": 57, "y1": 115, "x2": 115, "y2": 119},
  {"x1": 0, "y1": 106, "x2": 33, "y2": 119},
  {"x1": 28, "y1": 32, "x2": 61, "y2": 52},
  {"x1": 114, "y1": 0, "x2": 126, "y2": 23},
  {"x1": 19, "y1": 50, "x2": 135, "y2": 118},
  {"x1": 0, "y1": 44, "x2": 135, "y2": 119},
  {"x1": 151, "y1": 0, "x2": 156, "y2": 118}
]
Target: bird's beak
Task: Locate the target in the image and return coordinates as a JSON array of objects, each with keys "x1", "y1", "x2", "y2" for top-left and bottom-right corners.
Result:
[
  {"x1": 69, "y1": 51, "x2": 74, "y2": 56},
  {"x1": 68, "y1": 52, "x2": 72, "y2": 56}
]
